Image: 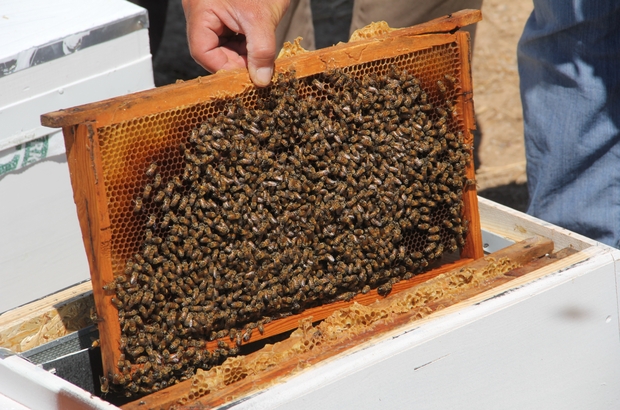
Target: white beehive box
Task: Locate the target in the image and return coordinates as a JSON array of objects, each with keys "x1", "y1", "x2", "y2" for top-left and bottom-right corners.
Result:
[
  {"x1": 2, "y1": 198, "x2": 620, "y2": 409},
  {"x1": 0, "y1": 0, "x2": 154, "y2": 313},
  {"x1": 226, "y1": 198, "x2": 620, "y2": 410}
]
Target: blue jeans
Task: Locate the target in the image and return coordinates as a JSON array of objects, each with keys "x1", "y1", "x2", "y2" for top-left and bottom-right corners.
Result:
[{"x1": 518, "y1": 2, "x2": 620, "y2": 248}]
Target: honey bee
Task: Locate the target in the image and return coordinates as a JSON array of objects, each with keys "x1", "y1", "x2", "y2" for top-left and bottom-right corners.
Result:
[
  {"x1": 438, "y1": 124, "x2": 448, "y2": 137},
  {"x1": 111, "y1": 297, "x2": 123, "y2": 309},
  {"x1": 133, "y1": 197, "x2": 143, "y2": 213},
  {"x1": 145, "y1": 214, "x2": 157, "y2": 228},
  {"x1": 160, "y1": 214, "x2": 171, "y2": 229},
  {"x1": 377, "y1": 282, "x2": 392, "y2": 296},
  {"x1": 153, "y1": 190, "x2": 165, "y2": 203},
  {"x1": 424, "y1": 242, "x2": 437, "y2": 254},
  {"x1": 119, "y1": 334, "x2": 128, "y2": 350},
  {"x1": 164, "y1": 182, "x2": 175, "y2": 197},
  {"x1": 99, "y1": 376, "x2": 109, "y2": 394},
  {"x1": 145, "y1": 163, "x2": 158, "y2": 178},
  {"x1": 444, "y1": 73, "x2": 457, "y2": 84},
  {"x1": 445, "y1": 100, "x2": 458, "y2": 118},
  {"x1": 127, "y1": 345, "x2": 145, "y2": 357},
  {"x1": 161, "y1": 197, "x2": 170, "y2": 212},
  {"x1": 142, "y1": 183, "x2": 153, "y2": 199},
  {"x1": 242, "y1": 327, "x2": 253, "y2": 342},
  {"x1": 170, "y1": 193, "x2": 180, "y2": 208},
  {"x1": 102, "y1": 281, "x2": 116, "y2": 292},
  {"x1": 437, "y1": 80, "x2": 446, "y2": 94},
  {"x1": 465, "y1": 178, "x2": 477, "y2": 187}
]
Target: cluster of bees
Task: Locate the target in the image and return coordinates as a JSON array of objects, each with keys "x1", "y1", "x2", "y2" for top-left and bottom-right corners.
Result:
[{"x1": 107, "y1": 64, "x2": 472, "y2": 395}]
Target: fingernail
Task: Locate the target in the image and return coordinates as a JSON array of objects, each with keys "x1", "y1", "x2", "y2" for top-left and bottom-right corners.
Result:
[{"x1": 254, "y1": 67, "x2": 273, "y2": 87}]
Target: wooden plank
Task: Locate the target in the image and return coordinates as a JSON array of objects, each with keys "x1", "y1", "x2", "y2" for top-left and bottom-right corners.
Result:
[
  {"x1": 41, "y1": 10, "x2": 481, "y2": 129},
  {"x1": 455, "y1": 30, "x2": 483, "y2": 261},
  {"x1": 42, "y1": 34, "x2": 452, "y2": 127},
  {"x1": 63, "y1": 123, "x2": 121, "y2": 381},
  {"x1": 428, "y1": 247, "x2": 577, "y2": 306},
  {"x1": 0, "y1": 282, "x2": 94, "y2": 353},
  {"x1": 204, "y1": 257, "x2": 474, "y2": 350},
  {"x1": 504, "y1": 247, "x2": 578, "y2": 277},
  {"x1": 478, "y1": 197, "x2": 595, "y2": 251},
  {"x1": 386, "y1": 9, "x2": 482, "y2": 36},
  {"x1": 123, "y1": 236, "x2": 552, "y2": 410}
]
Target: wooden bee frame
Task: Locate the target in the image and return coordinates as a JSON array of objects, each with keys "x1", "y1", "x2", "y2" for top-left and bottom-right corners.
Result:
[{"x1": 42, "y1": 9, "x2": 483, "y2": 396}]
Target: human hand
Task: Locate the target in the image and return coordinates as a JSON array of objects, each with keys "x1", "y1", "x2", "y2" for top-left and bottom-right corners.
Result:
[{"x1": 182, "y1": 0, "x2": 290, "y2": 87}]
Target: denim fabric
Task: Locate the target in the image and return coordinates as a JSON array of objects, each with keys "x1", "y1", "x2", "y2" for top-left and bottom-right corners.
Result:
[{"x1": 517, "y1": 1, "x2": 620, "y2": 247}]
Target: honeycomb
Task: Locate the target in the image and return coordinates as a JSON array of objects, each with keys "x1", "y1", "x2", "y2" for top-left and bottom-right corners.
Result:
[
  {"x1": 349, "y1": 21, "x2": 397, "y2": 42},
  {"x1": 99, "y1": 41, "x2": 466, "y2": 281},
  {"x1": 277, "y1": 37, "x2": 308, "y2": 59},
  {"x1": 97, "y1": 40, "x2": 473, "y2": 395}
]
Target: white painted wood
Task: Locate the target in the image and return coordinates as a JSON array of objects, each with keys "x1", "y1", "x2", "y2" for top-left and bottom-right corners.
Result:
[
  {"x1": 478, "y1": 196, "x2": 596, "y2": 251},
  {"x1": 0, "y1": 46, "x2": 152, "y2": 312},
  {"x1": 0, "y1": 24, "x2": 153, "y2": 147},
  {"x1": 1, "y1": 0, "x2": 144, "y2": 62},
  {"x1": 230, "y1": 246, "x2": 620, "y2": 409},
  {"x1": 0, "y1": 57, "x2": 153, "y2": 311},
  {"x1": 0, "y1": 157, "x2": 89, "y2": 313},
  {"x1": 613, "y1": 243, "x2": 620, "y2": 337},
  {"x1": 0, "y1": 355, "x2": 119, "y2": 409},
  {"x1": 0, "y1": 393, "x2": 29, "y2": 410}
]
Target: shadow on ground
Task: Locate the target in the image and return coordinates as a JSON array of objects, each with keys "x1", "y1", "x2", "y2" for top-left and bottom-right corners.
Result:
[{"x1": 478, "y1": 182, "x2": 529, "y2": 213}]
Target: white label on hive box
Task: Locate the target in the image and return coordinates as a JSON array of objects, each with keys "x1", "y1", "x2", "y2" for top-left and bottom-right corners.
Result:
[{"x1": 0, "y1": 131, "x2": 64, "y2": 177}]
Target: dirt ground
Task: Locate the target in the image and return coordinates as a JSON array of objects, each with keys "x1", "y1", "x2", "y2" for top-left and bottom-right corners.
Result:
[
  {"x1": 151, "y1": 0, "x2": 533, "y2": 212},
  {"x1": 471, "y1": 0, "x2": 532, "y2": 212}
]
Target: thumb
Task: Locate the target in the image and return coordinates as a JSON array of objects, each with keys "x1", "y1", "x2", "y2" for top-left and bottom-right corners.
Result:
[
  {"x1": 247, "y1": 42, "x2": 275, "y2": 87},
  {"x1": 240, "y1": 2, "x2": 288, "y2": 87}
]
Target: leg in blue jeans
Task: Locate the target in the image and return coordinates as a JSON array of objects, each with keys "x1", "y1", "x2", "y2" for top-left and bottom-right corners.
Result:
[{"x1": 518, "y1": 2, "x2": 620, "y2": 248}]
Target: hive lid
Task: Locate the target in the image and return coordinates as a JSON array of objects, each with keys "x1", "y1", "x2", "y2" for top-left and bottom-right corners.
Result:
[{"x1": 1, "y1": 0, "x2": 146, "y2": 78}]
